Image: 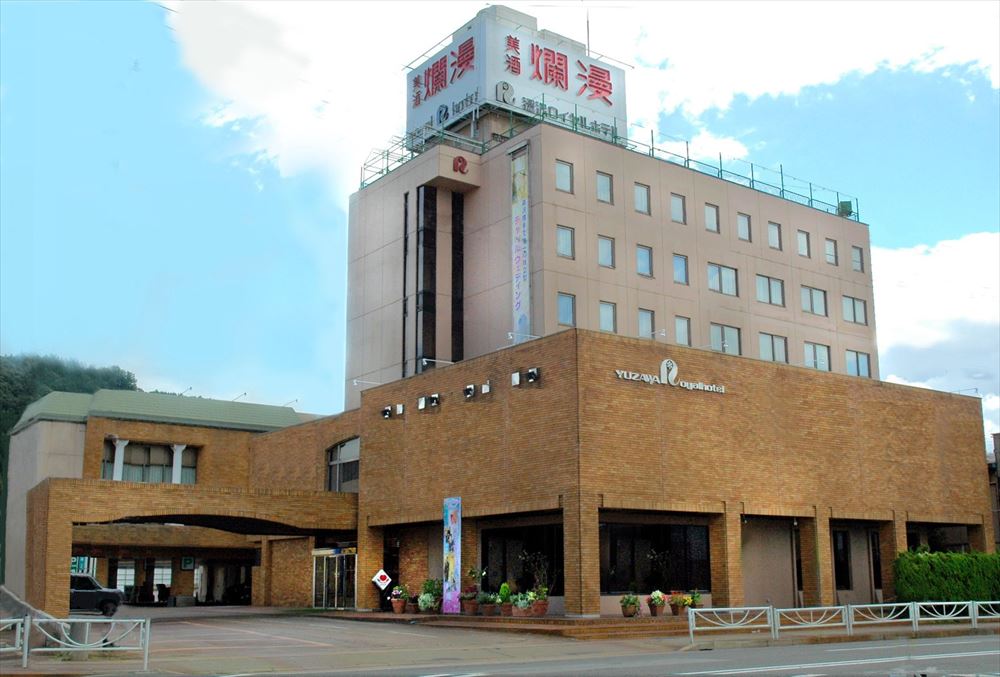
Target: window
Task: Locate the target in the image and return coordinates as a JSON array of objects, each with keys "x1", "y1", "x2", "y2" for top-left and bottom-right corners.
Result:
[
  {"x1": 801, "y1": 285, "x2": 827, "y2": 316},
  {"x1": 599, "y1": 301, "x2": 617, "y2": 333},
  {"x1": 842, "y1": 296, "x2": 867, "y2": 325},
  {"x1": 804, "y1": 342, "x2": 831, "y2": 371},
  {"x1": 558, "y1": 292, "x2": 576, "y2": 326},
  {"x1": 556, "y1": 225, "x2": 575, "y2": 259},
  {"x1": 101, "y1": 442, "x2": 196, "y2": 484},
  {"x1": 634, "y1": 183, "x2": 650, "y2": 214},
  {"x1": 599, "y1": 523, "x2": 710, "y2": 594},
  {"x1": 598, "y1": 236, "x2": 615, "y2": 268},
  {"x1": 705, "y1": 203, "x2": 720, "y2": 233},
  {"x1": 755, "y1": 274, "x2": 785, "y2": 306},
  {"x1": 710, "y1": 323, "x2": 741, "y2": 355},
  {"x1": 708, "y1": 262, "x2": 738, "y2": 296},
  {"x1": 638, "y1": 308, "x2": 655, "y2": 338},
  {"x1": 797, "y1": 229, "x2": 811, "y2": 257},
  {"x1": 636, "y1": 245, "x2": 653, "y2": 277},
  {"x1": 851, "y1": 245, "x2": 865, "y2": 272},
  {"x1": 153, "y1": 559, "x2": 172, "y2": 588},
  {"x1": 833, "y1": 530, "x2": 851, "y2": 590},
  {"x1": 825, "y1": 238, "x2": 838, "y2": 265},
  {"x1": 675, "y1": 316, "x2": 691, "y2": 346},
  {"x1": 671, "y1": 193, "x2": 686, "y2": 223},
  {"x1": 673, "y1": 254, "x2": 689, "y2": 285},
  {"x1": 846, "y1": 350, "x2": 871, "y2": 377},
  {"x1": 737, "y1": 213, "x2": 752, "y2": 241},
  {"x1": 596, "y1": 171, "x2": 613, "y2": 203},
  {"x1": 180, "y1": 448, "x2": 197, "y2": 484},
  {"x1": 768, "y1": 221, "x2": 782, "y2": 250},
  {"x1": 759, "y1": 333, "x2": 788, "y2": 363},
  {"x1": 327, "y1": 438, "x2": 360, "y2": 493},
  {"x1": 555, "y1": 160, "x2": 573, "y2": 193},
  {"x1": 114, "y1": 561, "x2": 135, "y2": 593}
]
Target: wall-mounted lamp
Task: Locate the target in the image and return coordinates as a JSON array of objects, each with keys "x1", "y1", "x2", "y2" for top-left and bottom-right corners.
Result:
[
  {"x1": 381, "y1": 406, "x2": 393, "y2": 419},
  {"x1": 511, "y1": 371, "x2": 521, "y2": 387},
  {"x1": 463, "y1": 384, "x2": 476, "y2": 399},
  {"x1": 482, "y1": 380, "x2": 491, "y2": 394},
  {"x1": 428, "y1": 393, "x2": 440, "y2": 407},
  {"x1": 526, "y1": 367, "x2": 541, "y2": 383},
  {"x1": 396, "y1": 403, "x2": 404, "y2": 416}
]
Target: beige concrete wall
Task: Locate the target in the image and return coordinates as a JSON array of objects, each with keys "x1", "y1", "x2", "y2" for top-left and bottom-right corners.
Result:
[
  {"x1": 741, "y1": 518, "x2": 797, "y2": 607},
  {"x1": 5, "y1": 420, "x2": 86, "y2": 596}
]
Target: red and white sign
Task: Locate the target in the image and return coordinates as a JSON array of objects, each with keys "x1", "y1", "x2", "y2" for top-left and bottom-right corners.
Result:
[{"x1": 371, "y1": 569, "x2": 392, "y2": 590}]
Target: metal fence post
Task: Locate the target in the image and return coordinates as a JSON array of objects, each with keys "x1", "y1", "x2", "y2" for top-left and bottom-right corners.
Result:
[
  {"x1": 970, "y1": 601, "x2": 978, "y2": 629},
  {"x1": 779, "y1": 164, "x2": 785, "y2": 198},
  {"x1": 911, "y1": 602, "x2": 919, "y2": 632},
  {"x1": 688, "y1": 607, "x2": 695, "y2": 644},
  {"x1": 21, "y1": 614, "x2": 30, "y2": 668},
  {"x1": 845, "y1": 604, "x2": 853, "y2": 636},
  {"x1": 769, "y1": 606, "x2": 778, "y2": 640},
  {"x1": 143, "y1": 619, "x2": 151, "y2": 672}
]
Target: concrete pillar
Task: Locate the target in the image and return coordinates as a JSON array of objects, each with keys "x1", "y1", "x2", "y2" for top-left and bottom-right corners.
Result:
[
  {"x1": 95, "y1": 558, "x2": 110, "y2": 587},
  {"x1": 356, "y1": 524, "x2": 384, "y2": 610},
  {"x1": 563, "y1": 490, "x2": 600, "y2": 616},
  {"x1": 800, "y1": 510, "x2": 835, "y2": 606},
  {"x1": 708, "y1": 508, "x2": 743, "y2": 607},
  {"x1": 171, "y1": 444, "x2": 187, "y2": 484},
  {"x1": 878, "y1": 515, "x2": 908, "y2": 601},
  {"x1": 257, "y1": 537, "x2": 272, "y2": 606},
  {"x1": 111, "y1": 439, "x2": 129, "y2": 481}
]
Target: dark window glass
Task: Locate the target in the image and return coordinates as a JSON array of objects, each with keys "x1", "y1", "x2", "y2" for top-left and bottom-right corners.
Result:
[
  {"x1": 481, "y1": 524, "x2": 563, "y2": 595},
  {"x1": 599, "y1": 523, "x2": 710, "y2": 594},
  {"x1": 870, "y1": 531, "x2": 882, "y2": 589},
  {"x1": 833, "y1": 530, "x2": 851, "y2": 590}
]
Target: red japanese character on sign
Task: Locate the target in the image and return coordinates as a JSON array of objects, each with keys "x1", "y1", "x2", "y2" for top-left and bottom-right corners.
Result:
[
  {"x1": 530, "y1": 44, "x2": 568, "y2": 90},
  {"x1": 505, "y1": 35, "x2": 520, "y2": 53},
  {"x1": 576, "y1": 60, "x2": 613, "y2": 105},
  {"x1": 411, "y1": 74, "x2": 424, "y2": 108},
  {"x1": 506, "y1": 53, "x2": 521, "y2": 75},
  {"x1": 424, "y1": 56, "x2": 448, "y2": 98},
  {"x1": 450, "y1": 37, "x2": 475, "y2": 83}
]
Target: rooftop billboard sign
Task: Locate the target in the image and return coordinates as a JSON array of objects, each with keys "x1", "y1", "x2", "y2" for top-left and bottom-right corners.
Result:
[{"x1": 405, "y1": 8, "x2": 627, "y2": 141}]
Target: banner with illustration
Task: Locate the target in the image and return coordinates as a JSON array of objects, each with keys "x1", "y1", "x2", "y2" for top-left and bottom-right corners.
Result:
[
  {"x1": 442, "y1": 496, "x2": 462, "y2": 614},
  {"x1": 511, "y1": 149, "x2": 531, "y2": 342}
]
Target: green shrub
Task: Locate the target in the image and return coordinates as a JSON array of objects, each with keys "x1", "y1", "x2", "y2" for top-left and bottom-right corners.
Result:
[
  {"x1": 894, "y1": 551, "x2": 1000, "y2": 602},
  {"x1": 421, "y1": 578, "x2": 443, "y2": 598}
]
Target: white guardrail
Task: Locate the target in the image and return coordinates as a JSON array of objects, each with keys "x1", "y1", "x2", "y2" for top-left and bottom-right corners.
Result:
[
  {"x1": 689, "y1": 600, "x2": 1000, "y2": 643},
  {"x1": 0, "y1": 616, "x2": 151, "y2": 670}
]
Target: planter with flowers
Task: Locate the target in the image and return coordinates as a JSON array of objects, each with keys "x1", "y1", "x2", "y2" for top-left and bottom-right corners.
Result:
[
  {"x1": 460, "y1": 586, "x2": 480, "y2": 615},
  {"x1": 620, "y1": 593, "x2": 640, "y2": 617},
  {"x1": 405, "y1": 595, "x2": 419, "y2": 614},
  {"x1": 498, "y1": 582, "x2": 513, "y2": 617},
  {"x1": 669, "y1": 592, "x2": 691, "y2": 617},
  {"x1": 418, "y1": 592, "x2": 438, "y2": 614},
  {"x1": 531, "y1": 586, "x2": 549, "y2": 616},
  {"x1": 511, "y1": 591, "x2": 536, "y2": 617},
  {"x1": 390, "y1": 585, "x2": 408, "y2": 614},
  {"x1": 646, "y1": 589, "x2": 667, "y2": 617},
  {"x1": 477, "y1": 591, "x2": 497, "y2": 616}
]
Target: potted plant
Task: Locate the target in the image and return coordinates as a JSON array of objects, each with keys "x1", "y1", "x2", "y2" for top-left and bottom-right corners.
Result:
[
  {"x1": 531, "y1": 585, "x2": 549, "y2": 617},
  {"x1": 478, "y1": 591, "x2": 497, "y2": 616},
  {"x1": 460, "y1": 586, "x2": 480, "y2": 615},
  {"x1": 689, "y1": 590, "x2": 702, "y2": 609},
  {"x1": 390, "y1": 584, "x2": 408, "y2": 614},
  {"x1": 418, "y1": 591, "x2": 437, "y2": 614},
  {"x1": 511, "y1": 591, "x2": 535, "y2": 618},
  {"x1": 620, "y1": 593, "x2": 640, "y2": 617},
  {"x1": 647, "y1": 589, "x2": 667, "y2": 617},
  {"x1": 405, "y1": 594, "x2": 419, "y2": 614},
  {"x1": 669, "y1": 592, "x2": 692, "y2": 617},
  {"x1": 498, "y1": 582, "x2": 513, "y2": 616},
  {"x1": 421, "y1": 578, "x2": 443, "y2": 613}
]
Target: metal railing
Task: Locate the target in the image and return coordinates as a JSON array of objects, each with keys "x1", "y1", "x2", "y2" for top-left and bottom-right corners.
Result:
[
  {"x1": 690, "y1": 601, "x2": 1000, "y2": 642},
  {"x1": 0, "y1": 617, "x2": 25, "y2": 658},
  {"x1": 6, "y1": 615, "x2": 151, "y2": 670}
]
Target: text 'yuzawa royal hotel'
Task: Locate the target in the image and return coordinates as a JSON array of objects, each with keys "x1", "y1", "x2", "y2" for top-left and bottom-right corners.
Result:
[{"x1": 7, "y1": 6, "x2": 993, "y2": 618}]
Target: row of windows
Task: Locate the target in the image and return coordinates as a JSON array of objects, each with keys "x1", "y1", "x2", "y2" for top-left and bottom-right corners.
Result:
[
  {"x1": 555, "y1": 292, "x2": 871, "y2": 376},
  {"x1": 100, "y1": 442, "x2": 197, "y2": 484},
  {"x1": 554, "y1": 160, "x2": 867, "y2": 273}
]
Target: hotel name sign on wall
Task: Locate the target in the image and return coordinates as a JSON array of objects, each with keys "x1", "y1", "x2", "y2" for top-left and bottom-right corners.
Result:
[{"x1": 615, "y1": 359, "x2": 726, "y2": 395}]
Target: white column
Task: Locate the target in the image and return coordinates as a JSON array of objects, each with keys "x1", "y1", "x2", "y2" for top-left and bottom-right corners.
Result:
[
  {"x1": 112, "y1": 439, "x2": 129, "y2": 481},
  {"x1": 171, "y1": 444, "x2": 187, "y2": 484}
]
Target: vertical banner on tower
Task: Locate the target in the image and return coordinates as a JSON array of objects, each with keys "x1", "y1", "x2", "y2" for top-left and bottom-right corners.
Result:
[
  {"x1": 511, "y1": 149, "x2": 531, "y2": 342},
  {"x1": 442, "y1": 496, "x2": 462, "y2": 614}
]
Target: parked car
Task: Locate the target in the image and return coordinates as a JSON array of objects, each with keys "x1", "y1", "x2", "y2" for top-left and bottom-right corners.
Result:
[{"x1": 70, "y1": 574, "x2": 124, "y2": 616}]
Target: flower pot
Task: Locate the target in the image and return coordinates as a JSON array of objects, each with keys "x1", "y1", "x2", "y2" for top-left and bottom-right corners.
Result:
[
  {"x1": 531, "y1": 600, "x2": 549, "y2": 617},
  {"x1": 405, "y1": 601, "x2": 418, "y2": 614},
  {"x1": 649, "y1": 604, "x2": 664, "y2": 617},
  {"x1": 480, "y1": 603, "x2": 497, "y2": 616},
  {"x1": 621, "y1": 604, "x2": 638, "y2": 618},
  {"x1": 461, "y1": 600, "x2": 479, "y2": 615},
  {"x1": 670, "y1": 603, "x2": 687, "y2": 617},
  {"x1": 499, "y1": 602, "x2": 513, "y2": 617},
  {"x1": 391, "y1": 599, "x2": 406, "y2": 614},
  {"x1": 511, "y1": 604, "x2": 532, "y2": 617}
]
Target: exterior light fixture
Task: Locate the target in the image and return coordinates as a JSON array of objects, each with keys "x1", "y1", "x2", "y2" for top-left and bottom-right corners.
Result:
[
  {"x1": 526, "y1": 367, "x2": 541, "y2": 383},
  {"x1": 428, "y1": 393, "x2": 440, "y2": 407},
  {"x1": 482, "y1": 380, "x2": 491, "y2": 394},
  {"x1": 463, "y1": 385, "x2": 476, "y2": 399},
  {"x1": 418, "y1": 397, "x2": 426, "y2": 410},
  {"x1": 396, "y1": 404, "x2": 405, "y2": 415},
  {"x1": 381, "y1": 406, "x2": 392, "y2": 419},
  {"x1": 511, "y1": 372, "x2": 521, "y2": 387}
]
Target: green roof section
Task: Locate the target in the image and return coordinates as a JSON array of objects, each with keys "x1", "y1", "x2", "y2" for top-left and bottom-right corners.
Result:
[{"x1": 12, "y1": 389, "x2": 303, "y2": 434}]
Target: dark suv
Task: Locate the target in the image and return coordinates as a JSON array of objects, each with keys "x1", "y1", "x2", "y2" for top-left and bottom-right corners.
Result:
[{"x1": 70, "y1": 574, "x2": 124, "y2": 616}]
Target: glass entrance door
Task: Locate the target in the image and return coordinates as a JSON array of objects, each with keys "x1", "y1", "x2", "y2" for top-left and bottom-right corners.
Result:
[{"x1": 312, "y1": 552, "x2": 357, "y2": 609}]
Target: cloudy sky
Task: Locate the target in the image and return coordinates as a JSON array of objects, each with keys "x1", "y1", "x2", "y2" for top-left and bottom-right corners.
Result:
[{"x1": 1, "y1": 1, "x2": 997, "y2": 448}]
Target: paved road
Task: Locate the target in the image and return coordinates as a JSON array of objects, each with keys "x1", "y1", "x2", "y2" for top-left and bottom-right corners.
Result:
[{"x1": 3, "y1": 612, "x2": 998, "y2": 676}]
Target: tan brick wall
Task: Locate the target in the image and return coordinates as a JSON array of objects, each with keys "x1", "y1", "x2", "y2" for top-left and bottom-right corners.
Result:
[
  {"x1": 250, "y1": 411, "x2": 360, "y2": 491},
  {"x1": 398, "y1": 525, "x2": 429, "y2": 595},
  {"x1": 268, "y1": 537, "x2": 314, "y2": 606},
  {"x1": 73, "y1": 524, "x2": 252, "y2": 549}
]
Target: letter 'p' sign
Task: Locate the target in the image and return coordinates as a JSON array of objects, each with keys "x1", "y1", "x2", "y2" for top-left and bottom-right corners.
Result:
[{"x1": 453, "y1": 156, "x2": 468, "y2": 174}]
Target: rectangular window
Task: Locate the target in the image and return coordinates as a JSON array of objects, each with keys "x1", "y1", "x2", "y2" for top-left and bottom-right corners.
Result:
[
  {"x1": 708, "y1": 262, "x2": 738, "y2": 296},
  {"x1": 768, "y1": 221, "x2": 782, "y2": 250},
  {"x1": 846, "y1": 350, "x2": 871, "y2": 377},
  {"x1": 755, "y1": 274, "x2": 785, "y2": 306},
  {"x1": 851, "y1": 245, "x2": 865, "y2": 272},
  {"x1": 598, "y1": 235, "x2": 615, "y2": 268},
  {"x1": 671, "y1": 193, "x2": 686, "y2": 224},
  {"x1": 737, "y1": 213, "x2": 752, "y2": 241},
  {"x1": 675, "y1": 316, "x2": 691, "y2": 346},
  {"x1": 114, "y1": 561, "x2": 135, "y2": 593},
  {"x1": 673, "y1": 254, "x2": 689, "y2": 285},
  {"x1": 759, "y1": 332, "x2": 788, "y2": 363},
  {"x1": 804, "y1": 342, "x2": 831, "y2": 371},
  {"x1": 555, "y1": 160, "x2": 573, "y2": 193},
  {"x1": 801, "y1": 285, "x2": 827, "y2": 316},
  {"x1": 710, "y1": 323, "x2": 741, "y2": 355},
  {"x1": 797, "y1": 229, "x2": 811, "y2": 257},
  {"x1": 842, "y1": 296, "x2": 867, "y2": 325},
  {"x1": 599, "y1": 523, "x2": 710, "y2": 594},
  {"x1": 596, "y1": 171, "x2": 613, "y2": 204},
  {"x1": 638, "y1": 308, "x2": 655, "y2": 339},
  {"x1": 634, "y1": 183, "x2": 650, "y2": 214},
  {"x1": 327, "y1": 437, "x2": 360, "y2": 493},
  {"x1": 705, "y1": 203, "x2": 720, "y2": 233},
  {"x1": 833, "y1": 530, "x2": 852, "y2": 590},
  {"x1": 825, "y1": 238, "x2": 838, "y2": 265},
  {"x1": 599, "y1": 301, "x2": 617, "y2": 333},
  {"x1": 558, "y1": 292, "x2": 576, "y2": 326},
  {"x1": 556, "y1": 225, "x2": 575, "y2": 259},
  {"x1": 636, "y1": 245, "x2": 653, "y2": 277}
]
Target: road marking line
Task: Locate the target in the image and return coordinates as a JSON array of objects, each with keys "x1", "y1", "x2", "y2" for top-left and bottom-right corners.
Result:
[
  {"x1": 825, "y1": 639, "x2": 986, "y2": 652},
  {"x1": 178, "y1": 620, "x2": 336, "y2": 647},
  {"x1": 675, "y1": 649, "x2": 1000, "y2": 675}
]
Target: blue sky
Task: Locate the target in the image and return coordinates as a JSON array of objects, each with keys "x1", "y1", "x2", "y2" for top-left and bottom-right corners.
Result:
[{"x1": 1, "y1": 1, "x2": 998, "y2": 443}]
